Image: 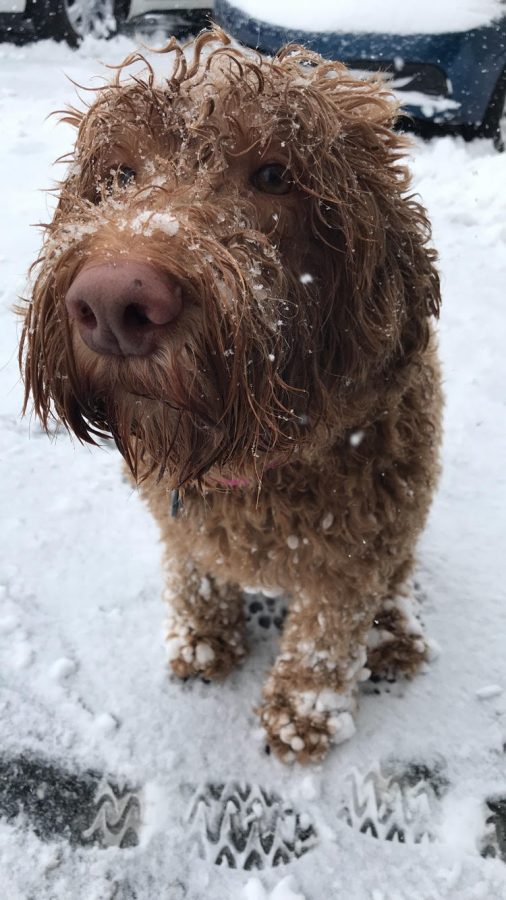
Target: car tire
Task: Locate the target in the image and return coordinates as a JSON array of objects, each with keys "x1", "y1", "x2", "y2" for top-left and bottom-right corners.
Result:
[
  {"x1": 493, "y1": 89, "x2": 506, "y2": 153},
  {"x1": 480, "y1": 67, "x2": 506, "y2": 152},
  {"x1": 29, "y1": 0, "x2": 129, "y2": 46}
]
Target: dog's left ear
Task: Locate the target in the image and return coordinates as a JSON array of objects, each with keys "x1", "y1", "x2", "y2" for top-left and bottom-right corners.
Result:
[
  {"x1": 322, "y1": 78, "x2": 441, "y2": 380},
  {"x1": 280, "y1": 51, "x2": 441, "y2": 381}
]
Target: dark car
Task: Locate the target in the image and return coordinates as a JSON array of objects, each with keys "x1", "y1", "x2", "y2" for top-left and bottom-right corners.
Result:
[
  {"x1": 215, "y1": 0, "x2": 506, "y2": 148},
  {"x1": 0, "y1": 0, "x2": 211, "y2": 46}
]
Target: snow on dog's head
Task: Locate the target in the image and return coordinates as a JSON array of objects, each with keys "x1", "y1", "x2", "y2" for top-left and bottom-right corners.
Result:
[{"x1": 19, "y1": 27, "x2": 440, "y2": 488}]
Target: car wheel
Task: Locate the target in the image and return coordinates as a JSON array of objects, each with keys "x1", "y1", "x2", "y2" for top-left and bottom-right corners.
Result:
[
  {"x1": 495, "y1": 90, "x2": 506, "y2": 153},
  {"x1": 30, "y1": 0, "x2": 129, "y2": 46},
  {"x1": 480, "y1": 67, "x2": 506, "y2": 152}
]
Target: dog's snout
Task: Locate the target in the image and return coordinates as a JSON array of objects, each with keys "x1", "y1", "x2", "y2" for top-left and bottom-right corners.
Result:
[{"x1": 65, "y1": 261, "x2": 182, "y2": 357}]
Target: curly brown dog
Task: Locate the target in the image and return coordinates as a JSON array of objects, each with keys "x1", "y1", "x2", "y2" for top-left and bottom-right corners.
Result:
[{"x1": 19, "y1": 28, "x2": 442, "y2": 763}]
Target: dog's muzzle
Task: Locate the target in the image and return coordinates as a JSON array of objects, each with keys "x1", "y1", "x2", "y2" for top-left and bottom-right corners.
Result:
[{"x1": 65, "y1": 260, "x2": 183, "y2": 357}]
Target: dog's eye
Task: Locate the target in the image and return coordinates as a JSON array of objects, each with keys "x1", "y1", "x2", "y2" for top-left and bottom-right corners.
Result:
[
  {"x1": 251, "y1": 164, "x2": 292, "y2": 195},
  {"x1": 116, "y1": 165, "x2": 136, "y2": 188},
  {"x1": 105, "y1": 165, "x2": 136, "y2": 193}
]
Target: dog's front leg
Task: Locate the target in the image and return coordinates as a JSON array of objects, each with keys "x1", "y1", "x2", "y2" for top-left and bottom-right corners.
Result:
[
  {"x1": 163, "y1": 557, "x2": 247, "y2": 681},
  {"x1": 259, "y1": 592, "x2": 372, "y2": 763}
]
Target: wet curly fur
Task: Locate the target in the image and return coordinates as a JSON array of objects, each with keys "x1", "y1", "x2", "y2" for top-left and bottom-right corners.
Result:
[{"x1": 19, "y1": 28, "x2": 442, "y2": 763}]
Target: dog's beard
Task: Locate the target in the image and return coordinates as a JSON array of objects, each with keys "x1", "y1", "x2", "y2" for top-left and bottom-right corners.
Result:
[
  {"x1": 79, "y1": 341, "x2": 235, "y2": 485},
  {"x1": 105, "y1": 392, "x2": 228, "y2": 487},
  {"x1": 71, "y1": 338, "x2": 309, "y2": 488}
]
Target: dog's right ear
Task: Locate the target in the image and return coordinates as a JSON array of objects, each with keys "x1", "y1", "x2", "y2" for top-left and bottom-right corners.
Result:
[
  {"x1": 17, "y1": 92, "x2": 123, "y2": 442},
  {"x1": 18, "y1": 249, "x2": 103, "y2": 446},
  {"x1": 17, "y1": 122, "x2": 113, "y2": 447}
]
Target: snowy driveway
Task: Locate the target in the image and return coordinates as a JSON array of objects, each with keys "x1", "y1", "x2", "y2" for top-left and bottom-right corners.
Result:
[{"x1": 1, "y1": 35, "x2": 506, "y2": 900}]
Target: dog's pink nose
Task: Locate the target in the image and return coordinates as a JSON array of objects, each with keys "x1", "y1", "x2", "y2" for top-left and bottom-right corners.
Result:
[{"x1": 65, "y1": 261, "x2": 182, "y2": 357}]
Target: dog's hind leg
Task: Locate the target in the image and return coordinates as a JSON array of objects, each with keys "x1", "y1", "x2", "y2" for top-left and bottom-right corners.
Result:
[
  {"x1": 366, "y1": 567, "x2": 429, "y2": 680},
  {"x1": 163, "y1": 557, "x2": 247, "y2": 681}
]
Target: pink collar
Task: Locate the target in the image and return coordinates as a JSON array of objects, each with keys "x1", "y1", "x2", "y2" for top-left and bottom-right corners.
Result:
[
  {"x1": 211, "y1": 475, "x2": 253, "y2": 488},
  {"x1": 171, "y1": 460, "x2": 283, "y2": 517},
  {"x1": 206, "y1": 458, "x2": 283, "y2": 490}
]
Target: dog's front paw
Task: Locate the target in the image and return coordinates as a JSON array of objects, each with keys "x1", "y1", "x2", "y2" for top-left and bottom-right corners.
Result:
[
  {"x1": 166, "y1": 616, "x2": 246, "y2": 681},
  {"x1": 258, "y1": 682, "x2": 357, "y2": 764}
]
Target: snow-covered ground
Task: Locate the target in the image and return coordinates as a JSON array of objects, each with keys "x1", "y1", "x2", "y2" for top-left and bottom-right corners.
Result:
[{"x1": 1, "y1": 34, "x2": 506, "y2": 900}]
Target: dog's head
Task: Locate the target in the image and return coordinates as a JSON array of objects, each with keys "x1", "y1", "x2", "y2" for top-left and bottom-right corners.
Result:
[{"x1": 19, "y1": 28, "x2": 440, "y2": 487}]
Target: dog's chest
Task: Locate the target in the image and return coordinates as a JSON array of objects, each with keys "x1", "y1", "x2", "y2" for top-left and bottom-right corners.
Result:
[{"x1": 169, "y1": 487, "x2": 334, "y2": 592}]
